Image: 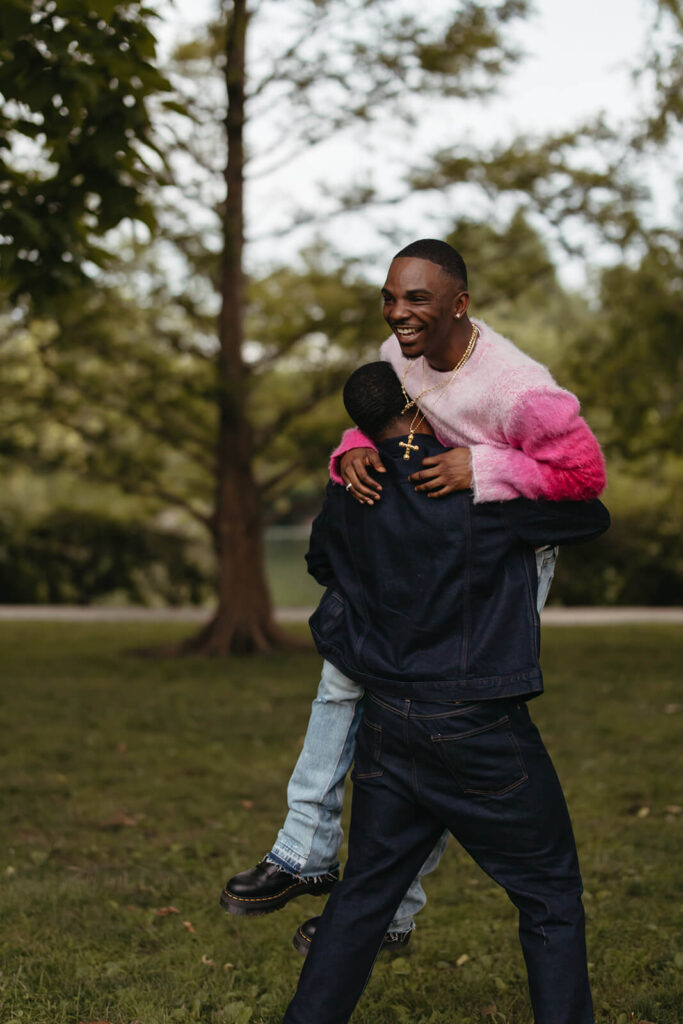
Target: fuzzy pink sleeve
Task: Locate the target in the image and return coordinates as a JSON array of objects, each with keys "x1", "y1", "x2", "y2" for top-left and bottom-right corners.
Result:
[
  {"x1": 329, "y1": 427, "x2": 377, "y2": 484},
  {"x1": 470, "y1": 390, "x2": 606, "y2": 503}
]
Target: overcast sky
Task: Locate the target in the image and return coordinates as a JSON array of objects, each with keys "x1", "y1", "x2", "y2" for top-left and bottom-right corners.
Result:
[
  {"x1": 161, "y1": 0, "x2": 648, "y2": 133},
  {"x1": 156, "y1": 0, "x2": 677, "y2": 283}
]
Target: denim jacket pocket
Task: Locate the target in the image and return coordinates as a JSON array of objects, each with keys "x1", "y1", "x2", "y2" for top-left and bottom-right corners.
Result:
[
  {"x1": 320, "y1": 589, "x2": 345, "y2": 629},
  {"x1": 310, "y1": 589, "x2": 346, "y2": 651},
  {"x1": 430, "y1": 714, "x2": 528, "y2": 795},
  {"x1": 351, "y1": 717, "x2": 384, "y2": 780}
]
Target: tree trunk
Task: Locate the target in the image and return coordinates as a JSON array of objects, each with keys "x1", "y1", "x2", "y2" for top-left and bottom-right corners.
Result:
[{"x1": 182, "y1": 0, "x2": 293, "y2": 654}]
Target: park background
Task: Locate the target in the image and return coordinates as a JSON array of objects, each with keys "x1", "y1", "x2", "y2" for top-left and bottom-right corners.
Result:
[{"x1": 0, "y1": 1, "x2": 681, "y2": 1023}]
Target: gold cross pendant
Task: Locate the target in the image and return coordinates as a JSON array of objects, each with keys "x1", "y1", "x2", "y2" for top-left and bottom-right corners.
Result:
[{"x1": 399, "y1": 433, "x2": 419, "y2": 460}]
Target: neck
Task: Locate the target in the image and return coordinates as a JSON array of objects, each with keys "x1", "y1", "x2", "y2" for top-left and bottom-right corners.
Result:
[
  {"x1": 374, "y1": 417, "x2": 435, "y2": 442},
  {"x1": 426, "y1": 315, "x2": 474, "y2": 371}
]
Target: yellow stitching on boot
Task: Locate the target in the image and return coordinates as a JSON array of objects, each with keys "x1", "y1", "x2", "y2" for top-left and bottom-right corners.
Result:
[
  {"x1": 223, "y1": 877, "x2": 334, "y2": 903},
  {"x1": 222, "y1": 881, "x2": 301, "y2": 902}
]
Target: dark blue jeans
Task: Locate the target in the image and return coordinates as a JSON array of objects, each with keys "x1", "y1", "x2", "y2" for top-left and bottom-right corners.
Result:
[{"x1": 282, "y1": 694, "x2": 593, "y2": 1024}]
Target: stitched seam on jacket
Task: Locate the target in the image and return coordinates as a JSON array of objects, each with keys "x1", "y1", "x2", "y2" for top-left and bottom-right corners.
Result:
[{"x1": 460, "y1": 500, "x2": 472, "y2": 676}]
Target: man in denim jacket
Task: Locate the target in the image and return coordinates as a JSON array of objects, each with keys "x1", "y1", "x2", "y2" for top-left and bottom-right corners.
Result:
[
  {"x1": 223, "y1": 241, "x2": 602, "y2": 946},
  {"x1": 279, "y1": 361, "x2": 608, "y2": 1024}
]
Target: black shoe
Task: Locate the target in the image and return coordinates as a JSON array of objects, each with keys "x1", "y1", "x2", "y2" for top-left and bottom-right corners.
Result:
[
  {"x1": 293, "y1": 915, "x2": 413, "y2": 957},
  {"x1": 220, "y1": 859, "x2": 339, "y2": 916}
]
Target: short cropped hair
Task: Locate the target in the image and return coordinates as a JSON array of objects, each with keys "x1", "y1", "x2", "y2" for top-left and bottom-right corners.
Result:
[
  {"x1": 343, "y1": 361, "x2": 406, "y2": 439},
  {"x1": 393, "y1": 238, "x2": 467, "y2": 288}
]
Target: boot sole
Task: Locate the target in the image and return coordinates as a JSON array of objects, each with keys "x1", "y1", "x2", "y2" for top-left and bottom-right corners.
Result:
[
  {"x1": 220, "y1": 878, "x2": 337, "y2": 917},
  {"x1": 292, "y1": 925, "x2": 312, "y2": 956}
]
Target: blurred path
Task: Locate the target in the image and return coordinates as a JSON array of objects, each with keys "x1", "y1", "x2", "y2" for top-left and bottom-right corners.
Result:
[{"x1": 0, "y1": 606, "x2": 681, "y2": 624}]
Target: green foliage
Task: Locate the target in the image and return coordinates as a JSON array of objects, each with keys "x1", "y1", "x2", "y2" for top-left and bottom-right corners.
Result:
[
  {"x1": 445, "y1": 210, "x2": 579, "y2": 368},
  {"x1": 566, "y1": 241, "x2": 683, "y2": 461},
  {"x1": 412, "y1": 123, "x2": 646, "y2": 255},
  {"x1": 0, "y1": 623, "x2": 681, "y2": 1021},
  {"x1": 0, "y1": 506, "x2": 212, "y2": 605},
  {"x1": 449, "y1": 210, "x2": 559, "y2": 309},
  {"x1": 0, "y1": 275, "x2": 216, "y2": 526},
  {"x1": 0, "y1": 0, "x2": 174, "y2": 306},
  {"x1": 4, "y1": 213, "x2": 683, "y2": 606},
  {"x1": 1, "y1": 1, "x2": 680, "y2": 617},
  {"x1": 0, "y1": 238, "x2": 391, "y2": 531},
  {"x1": 550, "y1": 236, "x2": 683, "y2": 606},
  {"x1": 550, "y1": 464, "x2": 683, "y2": 606},
  {"x1": 164, "y1": 0, "x2": 537, "y2": 258},
  {"x1": 248, "y1": 248, "x2": 388, "y2": 518},
  {"x1": 632, "y1": 0, "x2": 683, "y2": 147}
]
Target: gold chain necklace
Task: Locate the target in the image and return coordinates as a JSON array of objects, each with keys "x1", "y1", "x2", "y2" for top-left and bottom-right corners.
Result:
[
  {"x1": 400, "y1": 322, "x2": 478, "y2": 415},
  {"x1": 398, "y1": 324, "x2": 478, "y2": 461}
]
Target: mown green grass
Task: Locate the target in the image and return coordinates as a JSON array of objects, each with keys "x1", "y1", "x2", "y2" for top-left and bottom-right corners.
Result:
[{"x1": 0, "y1": 623, "x2": 681, "y2": 1024}]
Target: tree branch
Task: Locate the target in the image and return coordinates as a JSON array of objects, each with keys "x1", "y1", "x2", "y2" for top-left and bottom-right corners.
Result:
[
  {"x1": 252, "y1": 372, "x2": 350, "y2": 454},
  {"x1": 257, "y1": 459, "x2": 307, "y2": 498}
]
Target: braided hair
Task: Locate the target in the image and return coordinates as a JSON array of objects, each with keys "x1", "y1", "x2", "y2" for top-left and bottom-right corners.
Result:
[{"x1": 343, "y1": 361, "x2": 406, "y2": 439}]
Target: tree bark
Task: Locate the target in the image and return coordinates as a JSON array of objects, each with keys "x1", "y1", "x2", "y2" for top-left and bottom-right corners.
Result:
[{"x1": 181, "y1": 0, "x2": 293, "y2": 654}]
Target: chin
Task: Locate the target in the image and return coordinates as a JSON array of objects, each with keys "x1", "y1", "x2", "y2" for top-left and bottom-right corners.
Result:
[{"x1": 398, "y1": 343, "x2": 424, "y2": 360}]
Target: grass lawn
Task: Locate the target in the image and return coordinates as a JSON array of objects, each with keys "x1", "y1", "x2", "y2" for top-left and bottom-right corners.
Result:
[{"x1": 1, "y1": 622, "x2": 681, "y2": 1024}]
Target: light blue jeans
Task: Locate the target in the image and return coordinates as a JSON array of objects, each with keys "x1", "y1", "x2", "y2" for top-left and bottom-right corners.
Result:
[{"x1": 269, "y1": 547, "x2": 557, "y2": 933}]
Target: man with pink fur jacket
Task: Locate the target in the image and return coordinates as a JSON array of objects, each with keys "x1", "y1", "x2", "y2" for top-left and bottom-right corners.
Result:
[
  {"x1": 221, "y1": 239, "x2": 605, "y2": 953},
  {"x1": 334, "y1": 241, "x2": 605, "y2": 507}
]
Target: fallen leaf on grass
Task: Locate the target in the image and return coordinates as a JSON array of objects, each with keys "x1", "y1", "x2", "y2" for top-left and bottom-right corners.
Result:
[
  {"x1": 665, "y1": 804, "x2": 681, "y2": 814},
  {"x1": 155, "y1": 906, "x2": 180, "y2": 916},
  {"x1": 481, "y1": 1005, "x2": 497, "y2": 1017},
  {"x1": 98, "y1": 811, "x2": 137, "y2": 829},
  {"x1": 183, "y1": 920, "x2": 196, "y2": 933},
  {"x1": 201, "y1": 953, "x2": 215, "y2": 966},
  {"x1": 456, "y1": 953, "x2": 470, "y2": 966},
  {"x1": 223, "y1": 962, "x2": 234, "y2": 972},
  {"x1": 636, "y1": 806, "x2": 651, "y2": 818},
  {"x1": 240, "y1": 800, "x2": 254, "y2": 810}
]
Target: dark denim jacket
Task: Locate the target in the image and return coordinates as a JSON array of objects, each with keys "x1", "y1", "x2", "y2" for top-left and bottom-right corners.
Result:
[{"x1": 307, "y1": 434, "x2": 609, "y2": 700}]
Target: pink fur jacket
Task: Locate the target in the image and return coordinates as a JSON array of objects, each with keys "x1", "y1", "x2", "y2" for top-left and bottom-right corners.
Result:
[{"x1": 330, "y1": 319, "x2": 606, "y2": 503}]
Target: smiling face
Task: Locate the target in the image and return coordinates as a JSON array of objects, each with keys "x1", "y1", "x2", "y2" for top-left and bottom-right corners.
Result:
[{"x1": 381, "y1": 257, "x2": 468, "y2": 365}]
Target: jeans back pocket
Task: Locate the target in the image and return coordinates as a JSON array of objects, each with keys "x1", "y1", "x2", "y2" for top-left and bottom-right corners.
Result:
[{"x1": 430, "y1": 714, "x2": 527, "y2": 795}]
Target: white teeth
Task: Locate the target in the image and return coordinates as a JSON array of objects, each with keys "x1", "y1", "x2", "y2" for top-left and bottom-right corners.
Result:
[{"x1": 396, "y1": 327, "x2": 420, "y2": 336}]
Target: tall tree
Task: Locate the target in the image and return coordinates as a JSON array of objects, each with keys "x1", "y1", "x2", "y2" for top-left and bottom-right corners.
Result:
[
  {"x1": 3, "y1": 1, "x2": 675, "y2": 649},
  {"x1": 171, "y1": 0, "x2": 549, "y2": 653},
  {"x1": 173, "y1": 0, "x2": 660, "y2": 652},
  {"x1": 0, "y1": 244, "x2": 386, "y2": 585}
]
